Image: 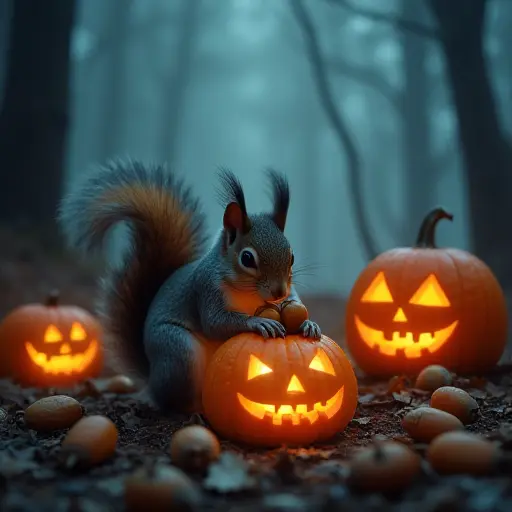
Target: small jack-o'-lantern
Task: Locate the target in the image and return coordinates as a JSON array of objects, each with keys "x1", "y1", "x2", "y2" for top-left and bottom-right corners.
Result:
[
  {"x1": 0, "y1": 290, "x2": 103, "y2": 387},
  {"x1": 345, "y1": 208, "x2": 508, "y2": 376},
  {"x1": 202, "y1": 333, "x2": 358, "y2": 447}
]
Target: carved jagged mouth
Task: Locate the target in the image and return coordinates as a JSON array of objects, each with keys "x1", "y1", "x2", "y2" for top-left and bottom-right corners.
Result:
[
  {"x1": 237, "y1": 387, "x2": 344, "y2": 426},
  {"x1": 354, "y1": 316, "x2": 458, "y2": 358},
  {"x1": 25, "y1": 340, "x2": 99, "y2": 375}
]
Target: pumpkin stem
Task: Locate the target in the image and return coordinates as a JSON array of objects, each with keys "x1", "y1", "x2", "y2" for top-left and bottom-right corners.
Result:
[
  {"x1": 415, "y1": 207, "x2": 453, "y2": 249},
  {"x1": 45, "y1": 289, "x2": 60, "y2": 307}
]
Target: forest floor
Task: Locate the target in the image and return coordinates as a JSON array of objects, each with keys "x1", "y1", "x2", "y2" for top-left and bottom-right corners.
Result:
[
  {"x1": 1, "y1": 371, "x2": 512, "y2": 512},
  {"x1": 1, "y1": 226, "x2": 512, "y2": 511}
]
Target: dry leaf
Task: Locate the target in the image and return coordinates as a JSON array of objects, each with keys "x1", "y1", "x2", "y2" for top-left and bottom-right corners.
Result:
[
  {"x1": 358, "y1": 394, "x2": 375, "y2": 404},
  {"x1": 467, "y1": 388, "x2": 487, "y2": 400},
  {"x1": 352, "y1": 417, "x2": 371, "y2": 425}
]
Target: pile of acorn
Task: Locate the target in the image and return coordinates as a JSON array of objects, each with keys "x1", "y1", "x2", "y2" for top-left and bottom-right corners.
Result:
[
  {"x1": 19, "y1": 362, "x2": 510, "y2": 509},
  {"x1": 350, "y1": 364, "x2": 507, "y2": 493}
]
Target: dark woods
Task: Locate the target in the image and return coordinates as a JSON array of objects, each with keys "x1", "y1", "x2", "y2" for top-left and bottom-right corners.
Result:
[{"x1": 0, "y1": 0, "x2": 510, "y2": 291}]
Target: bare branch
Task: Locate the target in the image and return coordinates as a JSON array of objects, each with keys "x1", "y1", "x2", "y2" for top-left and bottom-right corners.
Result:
[
  {"x1": 290, "y1": 0, "x2": 381, "y2": 260},
  {"x1": 328, "y1": 59, "x2": 401, "y2": 112},
  {"x1": 327, "y1": 0, "x2": 439, "y2": 39}
]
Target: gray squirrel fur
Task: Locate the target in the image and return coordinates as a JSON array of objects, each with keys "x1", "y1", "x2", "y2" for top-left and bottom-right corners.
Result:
[{"x1": 58, "y1": 159, "x2": 321, "y2": 413}]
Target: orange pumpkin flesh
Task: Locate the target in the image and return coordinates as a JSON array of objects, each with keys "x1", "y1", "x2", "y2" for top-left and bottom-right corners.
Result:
[
  {"x1": 345, "y1": 208, "x2": 508, "y2": 377},
  {"x1": 202, "y1": 333, "x2": 358, "y2": 447},
  {"x1": 0, "y1": 290, "x2": 104, "y2": 387}
]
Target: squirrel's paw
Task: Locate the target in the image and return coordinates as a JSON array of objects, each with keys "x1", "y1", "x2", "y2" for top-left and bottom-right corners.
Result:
[
  {"x1": 248, "y1": 317, "x2": 286, "y2": 339},
  {"x1": 300, "y1": 320, "x2": 321, "y2": 340}
]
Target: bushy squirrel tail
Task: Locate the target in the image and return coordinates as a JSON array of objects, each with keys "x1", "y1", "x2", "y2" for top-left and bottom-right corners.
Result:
[{"x1": 58, "y1": 159, "x2": 207, "y2": 377}]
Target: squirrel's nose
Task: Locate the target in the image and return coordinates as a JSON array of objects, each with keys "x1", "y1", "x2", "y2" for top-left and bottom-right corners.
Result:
[{"x1": 271, "y1": 283, "x2": 287, "y2": 301}]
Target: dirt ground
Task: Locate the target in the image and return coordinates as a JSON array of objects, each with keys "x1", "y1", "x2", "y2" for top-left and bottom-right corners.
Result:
[
  {"x1": 1, "y1": 227, "x2": 512, "y2": 511},
  {"x1": 1, "y1": 369, "x2": 512, "y2": 512}
]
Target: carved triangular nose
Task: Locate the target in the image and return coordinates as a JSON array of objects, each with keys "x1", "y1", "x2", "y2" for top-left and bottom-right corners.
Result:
[
  {"x1": 287, "y1": 375, "x2": 305, "y2": 393},
  {"x1": 393, "y1": 308, "x2": 408, "y2": 322},
  {"x1": 60, "y1": 343, "x2": 71, "y2": 355}
]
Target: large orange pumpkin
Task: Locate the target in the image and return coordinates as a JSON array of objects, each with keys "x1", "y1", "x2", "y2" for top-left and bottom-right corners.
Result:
[
  {"x1": 0, "y1": 291, "x2": 104, "y2": 387},
  {"x1": 345, "y1": 208, "x2": 508, "y2": 376},
  {"x1": 202, "y1": 333, "x2": 358, "y2": 447}
]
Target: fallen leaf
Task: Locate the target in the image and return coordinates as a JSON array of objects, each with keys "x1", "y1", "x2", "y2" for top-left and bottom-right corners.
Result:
[
  {"x1": 352, "y1": 417, "x2": 371, "y2": 425},
  {"x1": 486, "y1": 382, "x2": 506, "y2": 398},
  {"x1": 358, "y1": 394, "x2": 375, "y2": 404},
  {"x1": 392, "y1": 392, "x2": 413, "y2": 404},
  {"x1": 467, "y1": 388, "x2": 487, "y2": 400},
  {"x1": 287, "y1": 447, "x2": 335, "y2": 460},
  {"x1": 204, "y1": 452, "x2": 256, "y2": 493}
]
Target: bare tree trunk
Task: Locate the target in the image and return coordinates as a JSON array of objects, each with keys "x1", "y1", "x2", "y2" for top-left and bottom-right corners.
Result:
[
  {"x1": 429, "y1": 0, "x2": 512, "y2": 289},
  {"x1": 400, "y1": 0, "x2": 436, "y2": 243},
  {"x1": 160, "y1": 0, "x2": 200, "y2": 166},
  {"x1": 290, "y1": 0, "x2": 380, "y2": 261},
  {"x1": 0, "y1": 0, "x2": 75, "y2": 233},
  {"x1": 97, "y1": 0, "x2": 132, "y2": 162}
]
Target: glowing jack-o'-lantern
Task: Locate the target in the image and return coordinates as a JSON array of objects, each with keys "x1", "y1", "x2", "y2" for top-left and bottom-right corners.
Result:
[
  {"x1": 0, "y1": 291, "x2": 104, "y2": 387},
  {"x1": 345, "y1": 208, "x2": 508, "y2": 377},
  {"x1": 202, "y1": 333, "x2": 358, "y2": 447}
]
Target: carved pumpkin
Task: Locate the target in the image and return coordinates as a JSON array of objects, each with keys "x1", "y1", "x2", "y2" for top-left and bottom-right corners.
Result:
[
  {"x1": 202, "y1": 333, "x2": 358, "y2": 447},
  {"x1": 0, "y1": 291, "x2": 104, "y2": 387},
  {"x1": 345, "y1": 208, "x2": 508, "y2": 376}
]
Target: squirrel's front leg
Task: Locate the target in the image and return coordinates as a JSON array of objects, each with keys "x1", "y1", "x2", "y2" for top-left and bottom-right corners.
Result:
[
  {"x1": 287, "y1": 285, "x2": 322, "y2": 340},
  {"x1": 198, "y1": 288, "x2": 285, "y2": 340}
]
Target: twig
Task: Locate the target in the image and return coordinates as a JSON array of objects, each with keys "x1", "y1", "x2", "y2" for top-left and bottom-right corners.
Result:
[
  {"x1": 327, "y1": 0, "x2": 439, "y2": 40},
  {"x1": 290, "y1": 0, "x2": 380, "y2": 260}
]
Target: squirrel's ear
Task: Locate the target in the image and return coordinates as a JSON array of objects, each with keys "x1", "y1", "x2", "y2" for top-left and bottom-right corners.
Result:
[
  {"x1": 223, "y1": 202, "x2": 251, "y2": 235},
  {"x1": 266, "y1": 168, "x2": 290, "y2": 232}
]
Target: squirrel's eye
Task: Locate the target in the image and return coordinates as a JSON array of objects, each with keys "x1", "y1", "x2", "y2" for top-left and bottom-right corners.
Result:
[
  {"x1": 290, "y1": 252, "x2": 295, "y2": 266},
  {"x1": 240, "y1": 249, "x2": 258, "y2": 269}
]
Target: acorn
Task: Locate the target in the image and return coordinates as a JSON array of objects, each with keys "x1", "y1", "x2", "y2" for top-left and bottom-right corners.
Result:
[
  {"x1": 281, "y1": 301, "x2": 308, "y2": 333},
  {"x1": 415, "y1": 365, "x2": 452, "y2": 392},
  {"x1": 255, "y1": 304, "x2": 281, "y2": 322}
]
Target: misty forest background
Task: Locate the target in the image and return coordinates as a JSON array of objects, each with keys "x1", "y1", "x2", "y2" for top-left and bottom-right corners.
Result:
[{"x1": 0, "y1": 0, "x2": 511, "y2": 344}]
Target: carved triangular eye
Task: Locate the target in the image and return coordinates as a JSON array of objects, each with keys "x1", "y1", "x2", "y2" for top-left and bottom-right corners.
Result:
[
  {"x1": 247, "y1": 354, "x2": 273, "y2": 380},
  {"x1": 361, "y1": 272, "x2": 394, "y2": 303},
  {"x1": 409, "y1": 274, "x2": 450, "y2": 307},
  {"x1": 70, "y1": 322, "x2": 87, "y2": 341},
  {"x1": 44, "y1": 325, "x2": 62, "y2": 343},
  {"x1": 308, "y1": 349, "x2": 336, "y2": 376}
]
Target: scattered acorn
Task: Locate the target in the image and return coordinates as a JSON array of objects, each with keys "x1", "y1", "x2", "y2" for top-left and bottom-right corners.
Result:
[
  {"x1": 430, "y1": 386, "x2": 479, "y2": 424},
  {"x1": 349, "y1": 438, "x2": 422, "y2": 493},
  {"x1": 124, "y1": 464, "x2": 201, "y2": 512},
  {"x1": 401, "y1": 407, "x2": 463, "y2": 442},
  {"x1": 60, "y1": 415, "x2": 118, "y2": 468},
  {"x1": 415, "y1": 365, "x2": 452, "y2": 392},
  {"x1": 255, "y1": 304, "x2": 281, "y2": 322},
  {"x1": 427, "y1": 431, "x2": 500, "y2": 476},
  {"x1": 24, "y1": 395, "x2": 83, "y2": 432},
  {"x1": 281, "y1": 300, "x2": 308, "y2": 333},
  {"x1": 106, "y1": 374, "x2": 137, "y2": 394},
  {"x1": 169, "y1": 425, "x2": 220, "y2": 474}
]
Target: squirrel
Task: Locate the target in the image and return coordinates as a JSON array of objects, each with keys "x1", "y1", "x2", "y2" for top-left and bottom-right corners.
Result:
[{"x1": 57, "y1": 159, "x2": 321, "y2": 413}]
